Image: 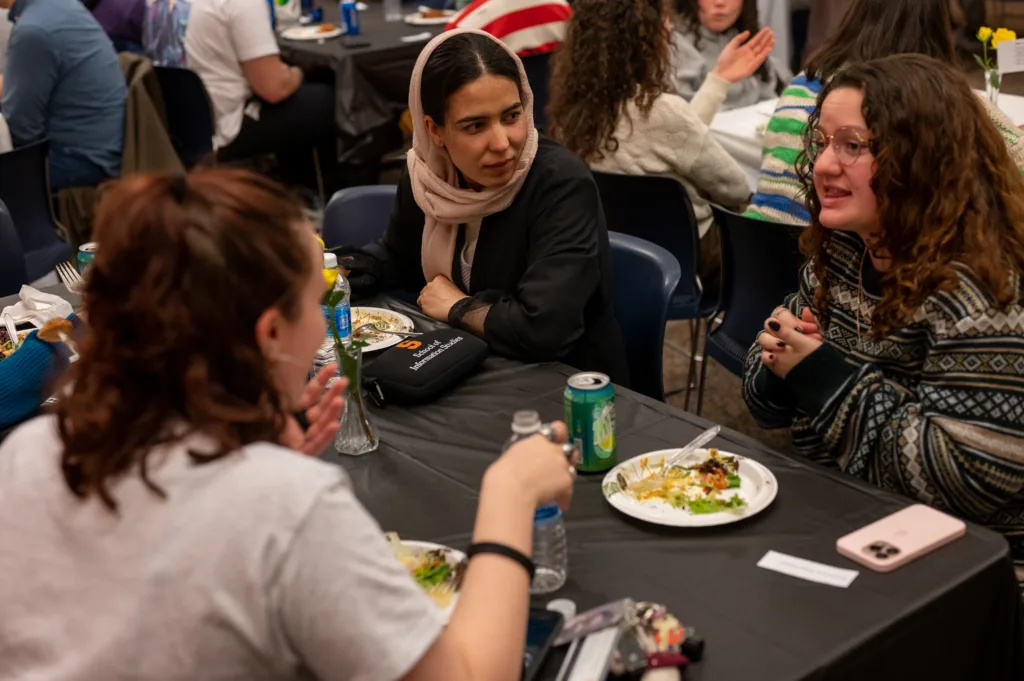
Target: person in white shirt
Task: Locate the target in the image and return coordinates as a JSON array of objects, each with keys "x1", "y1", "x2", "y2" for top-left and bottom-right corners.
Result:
[
  {"x1": 185, "y1": 0, "x2": 337, "y2": 191},
  {"x1": 0, "y1": 167, "x2": 578, "y2": 681}
]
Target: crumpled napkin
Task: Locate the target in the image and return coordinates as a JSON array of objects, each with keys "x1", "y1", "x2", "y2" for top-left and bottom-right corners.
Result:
[{"x1": 1, "y1": 285, "x2": 74, "y2": 328}]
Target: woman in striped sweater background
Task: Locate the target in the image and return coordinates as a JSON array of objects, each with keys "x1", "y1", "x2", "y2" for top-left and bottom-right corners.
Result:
[
  {"x1": 744, "y1": 54, "x2": 1024, "y2": 590},
  {"x1": 746, "y1": 0, "x2": 1024, "y2": 225}
]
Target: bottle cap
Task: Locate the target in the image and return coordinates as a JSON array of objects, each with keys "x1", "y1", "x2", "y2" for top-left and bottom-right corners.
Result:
[
  {"x1": 323, "y1": 252, "x2": 338, "y2": 268},
  {"x1": 511, "y1": 410, "x2": 541, "y2": 434}
]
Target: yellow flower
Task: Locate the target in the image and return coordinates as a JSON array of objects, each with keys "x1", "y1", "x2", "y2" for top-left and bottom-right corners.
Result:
[
  {"x1": 322, "y1": 269, "x2": 337, "y2": 290},
  {"x1": 978, "y1": 26, "x2": 993, "y2": 43},
  {"x1": 315, "y1": 233, "x2": 325, "y2": 250},
  {"x1": 992, "y1": 28, "x2": 1017, "y2": 49}
]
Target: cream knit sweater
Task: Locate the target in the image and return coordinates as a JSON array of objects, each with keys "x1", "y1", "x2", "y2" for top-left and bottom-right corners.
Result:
[{"x1": 589, "y1": 74, "x2": 751, "y2": 238}]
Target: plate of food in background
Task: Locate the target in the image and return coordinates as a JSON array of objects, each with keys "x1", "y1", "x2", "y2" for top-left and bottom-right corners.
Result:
[
  {"x1": 602, "y1": 448, "x2": 778, "y2": 527},
  {"x1": 388, "y1": 533, "x2": 466, "y2": 617},
  {"x1": 403, "y1": 7, "x2": 456, "y2": 25},
  {"x1": 351, "y1": 307, "x2": 415, "y2": 353},
  {"x1": 280, "y1": 23, "x2": 343, "y2": 40}
]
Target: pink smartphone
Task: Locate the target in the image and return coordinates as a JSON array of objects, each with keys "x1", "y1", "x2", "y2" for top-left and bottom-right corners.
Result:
[{"x1": 836, "y1": 504, "x2": 966, "y2": 573}]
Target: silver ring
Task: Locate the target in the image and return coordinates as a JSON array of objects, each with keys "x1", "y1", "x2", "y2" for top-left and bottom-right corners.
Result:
[
  {"x1": 561, "y1": 443, "x2": 576, "y2": 459},
  {"x1": 569, "y1": 465, "x2": 577, "y2": 478}
]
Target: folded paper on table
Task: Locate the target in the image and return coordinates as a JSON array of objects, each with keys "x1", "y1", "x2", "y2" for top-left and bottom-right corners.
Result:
[{"x1": 1, "y1": 286, "x2": 75, "y2": 328}]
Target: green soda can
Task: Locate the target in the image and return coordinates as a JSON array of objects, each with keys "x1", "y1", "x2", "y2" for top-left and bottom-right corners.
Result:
[
  {"x1": 77, "y1": 242, "x2": 98, "y2": 275},
  {"x1": 564, "y1": 372, "x2": 616, "y2": 473}
]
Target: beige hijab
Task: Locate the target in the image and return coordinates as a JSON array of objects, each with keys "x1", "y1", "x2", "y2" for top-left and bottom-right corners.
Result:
[{"x1": 407, "y1": 28, "x2": 539, "y2": 282}]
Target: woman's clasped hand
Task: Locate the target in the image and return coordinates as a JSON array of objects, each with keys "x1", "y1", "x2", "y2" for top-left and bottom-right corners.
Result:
[{"x1": 756, "y1": 307, "x2": 824, "y2": 379}]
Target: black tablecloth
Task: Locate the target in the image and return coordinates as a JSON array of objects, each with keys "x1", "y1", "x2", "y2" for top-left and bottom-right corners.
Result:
[
  {"x1": 2, "y1": 289, "x2": 1022, "y2": 680},
  {"x1": 278, "y1": 2, "x2": 441, "y2": 137}
]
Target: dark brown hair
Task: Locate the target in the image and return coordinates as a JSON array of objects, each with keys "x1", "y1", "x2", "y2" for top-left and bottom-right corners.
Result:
[
  {"x1": 797, "y1": 54, "x2": 1024, "y2": 337},
  {"x1": 548, "y1": 0, "x2": 673, "y2": 162},
  {"x1": 56, "y1": 169, "x2": 311, "y2": 510},
  {"x1": 804, "y1": 0, "x2": 957, "y2": 82},
  {"x1": 674, "y1": 0, "x2": 770, "y2": 82}
]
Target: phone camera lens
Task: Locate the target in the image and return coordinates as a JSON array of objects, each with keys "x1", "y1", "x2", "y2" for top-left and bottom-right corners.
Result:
[
  {"x1": 868, "y1": 542, "x2": 884, "y2": 552},
  {"x1": 885, "y1": 546, "x2": 900, "y2": 556}
]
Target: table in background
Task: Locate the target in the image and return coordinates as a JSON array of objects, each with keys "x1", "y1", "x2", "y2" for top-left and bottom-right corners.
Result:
[
  {"x1": 1, "y1": 288, "x2": 1020, "y2": 681},
  {"x1": 712, "y1": 92, "x2": 1024, "y2": 191},
  {"x1": 278, "y1": 2, "x2": 441, "y2": 138}
]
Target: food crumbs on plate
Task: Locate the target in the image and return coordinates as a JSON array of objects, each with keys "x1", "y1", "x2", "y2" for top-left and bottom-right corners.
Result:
[{"x1": 624, "y1": 451, "x2": 748, "y2": 515}]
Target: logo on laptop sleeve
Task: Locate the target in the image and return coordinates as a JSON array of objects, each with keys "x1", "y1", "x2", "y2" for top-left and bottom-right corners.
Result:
[{"x1": 397, "y1": 340, "x2": 422, "y2": 350}]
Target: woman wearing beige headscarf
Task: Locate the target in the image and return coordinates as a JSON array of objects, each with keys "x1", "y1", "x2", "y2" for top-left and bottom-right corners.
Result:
[{"x1": 344, "y1": 28, "x2": 628, "y2": 384}]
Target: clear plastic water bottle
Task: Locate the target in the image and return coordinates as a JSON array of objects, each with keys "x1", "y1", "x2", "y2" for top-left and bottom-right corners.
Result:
[
  {"x1": 503, "y1": 410, "x2": 569, "y2": 595},
  {"x1": 383, "y1": 0, "x2": 402, "y2": 22},
  {"x1": 322, "y1": 253, "x2": 352, "y2": 345}
]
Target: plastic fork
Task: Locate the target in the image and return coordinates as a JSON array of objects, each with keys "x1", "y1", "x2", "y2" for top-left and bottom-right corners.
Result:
[{"x1": 55, "y1": 262, "x2": 85, "y2": 295}]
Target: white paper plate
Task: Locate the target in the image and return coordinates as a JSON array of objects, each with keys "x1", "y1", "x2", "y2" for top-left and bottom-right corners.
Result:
[
  {"x1": 401, "y1": 540, "x2": 464, "y2": 618},
  {"x1": 281, "y1": 24, "x2": 343, "y2": 40},
  {"x1": 403, "y1": 10, "x2": 455, "y2": 25},
  {"x1": 351, "y1": 306, "x2": 415, "y2": 353},
  {"x1": 602, "y1": 449, "x2": 778, "y2": 527}
]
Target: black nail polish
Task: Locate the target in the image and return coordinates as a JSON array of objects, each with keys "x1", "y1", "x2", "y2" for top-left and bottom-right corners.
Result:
[
  {"x1": 794, "y1": 327, "x2": 805, "y2": 334},
  {"x1": 768, "y1": 320, "x2": 781, "y2": 332},
  {"x1": 777, "y1": 341, "x2": 786, "y2": 348}
]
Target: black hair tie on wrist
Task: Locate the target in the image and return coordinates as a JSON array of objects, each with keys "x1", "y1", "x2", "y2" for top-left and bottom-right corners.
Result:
[{"x1": 467, "y1": 542, "x2": 536, "y2": 581}]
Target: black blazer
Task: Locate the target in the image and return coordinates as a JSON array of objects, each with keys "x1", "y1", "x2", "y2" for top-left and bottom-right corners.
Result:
[{"x1": 362, "y1": 137, "x2": 629, "y2": 385}]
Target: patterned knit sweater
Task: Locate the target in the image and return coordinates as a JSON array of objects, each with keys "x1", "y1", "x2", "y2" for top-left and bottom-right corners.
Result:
[
  {"x1": 745, "y1": 72, "x2": 1024, "y2": 226},
  {"x1": 742, "y1": 230, "x2": 1024, "y2": 588}
]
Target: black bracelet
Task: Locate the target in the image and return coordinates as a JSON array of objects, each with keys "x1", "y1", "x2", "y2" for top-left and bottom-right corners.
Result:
[
  {"x1": 293, "y1": 410, "x2": 310, "y2": 431},
  {"x1": 467, "y1": 542, "x2": 536, "y2": 581}
]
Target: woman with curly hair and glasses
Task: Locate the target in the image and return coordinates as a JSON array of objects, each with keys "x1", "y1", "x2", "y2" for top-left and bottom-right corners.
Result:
[
  {"x1": 743, "y1": 54, "x2": 1024, "y2": 588},
  {"x1": 0, "y1": 168, "x2": 578, "y2": 679},
  {"x1": 549, "y1": 0, "x2": 772, "y2": 279},
  {"x1": 671, "y1": 0, "x2": 786, "y2": 110}
]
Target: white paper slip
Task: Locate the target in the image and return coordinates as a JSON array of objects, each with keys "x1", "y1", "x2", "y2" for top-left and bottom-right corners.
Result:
[
  {"x1": 400, "y1": 31, "x2": 432, "y2": 43},
  {"x1": 757, "y1": 550, "x2": 859, "y2": 588},
  {"x1": 998, "y1": 39, "x2": 1024, "y2": 75}
]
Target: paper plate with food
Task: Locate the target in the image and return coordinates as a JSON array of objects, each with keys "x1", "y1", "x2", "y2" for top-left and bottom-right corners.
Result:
[
  {"x1": 388, "y1": 533, "x2": 466, "y2": 616},
  {"x1": 403, "y1": 7, "x2": 456, "y2": 24},
  {"x1": 280, "y1": 23, "x2": 343, "y2": 40},
  {"x1": 351, "y1": 307, "x2": 415, "y2": 353},
  {"x1": 602, "y1": 448, "x2": 777, "y2": 527}
]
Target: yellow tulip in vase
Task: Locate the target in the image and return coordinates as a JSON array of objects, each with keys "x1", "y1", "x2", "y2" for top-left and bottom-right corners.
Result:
[{"x1": 977, "y1": 26, "x2": 1017, "y2": 106}]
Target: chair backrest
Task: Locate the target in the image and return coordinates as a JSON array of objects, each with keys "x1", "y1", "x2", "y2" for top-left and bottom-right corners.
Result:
[
  {"x1": 154, "y1": 66, "x2": 215, "y2": 168},
  {"x1": 706, "y1": 205, "x2": 804, "y2": 377},
  {"x1": 322, "y1": 185, "x2": 398, "y2": 249},
  {"x1": 0, "y1": 200, "x2": 28, "y2": 297},
  {"x1": 591, "y1": 171, "x2": 701, "y2": 306},
  {"x1": 608, "y1": 231, "x2": 681, "y2": 402},
  {"x1": 521, "y1": 52, "x2": 553, "y2": 132},
  {"x1": 0, "y1": 140, "x2": 63, "y2": 254}
]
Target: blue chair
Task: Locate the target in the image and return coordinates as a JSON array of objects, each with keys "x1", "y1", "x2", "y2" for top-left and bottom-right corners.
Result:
[
  {"x1": 322, "y1": 185, "x2": 398, "y2": 249},
  {"x1": 593, "y1": 171, "x2": 716, "y2": 408},
  {"x1": 0, "y1": 200, "x2": 28, "y2": 297},
  {"x1": 697, "y1": 205, "x2": 804, "y2": 415},
  {"x1": 0, "y1": 141, "x2": 74, "y2": 282},
  {"x1": 522, "y1": 52, "x2": 552, "y2": 132},
  {"x1": 154, "y1": 66, "x2": 215, "y2": 168},
  {"x1": 608, "y1": 232, "x2": 681, "y2": 402}
]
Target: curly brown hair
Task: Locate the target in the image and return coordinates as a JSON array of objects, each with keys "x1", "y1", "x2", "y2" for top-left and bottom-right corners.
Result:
[
  {"x1": 674, "y1": 0, "x2": 770, "y2": 82},
  {"x1": 56, "y1": 169, "x2": 311, "y2": 510},
  {"x1": 548, "y1": 0, "x2": 673, "y2": 162},
  {"x1": 797, "y1": 54, "x2": 1024, "y2": 338}
]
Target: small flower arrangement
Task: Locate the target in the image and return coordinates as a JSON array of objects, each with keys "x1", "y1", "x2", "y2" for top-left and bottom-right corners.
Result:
[{"x1": 976, "y1": 26, "x2": 1017, "y2": 103}]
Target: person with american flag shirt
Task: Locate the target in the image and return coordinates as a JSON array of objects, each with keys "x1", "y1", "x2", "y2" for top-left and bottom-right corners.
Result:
[{"x1": 446, "y1": 0, "x2": 571, "y2": 57}]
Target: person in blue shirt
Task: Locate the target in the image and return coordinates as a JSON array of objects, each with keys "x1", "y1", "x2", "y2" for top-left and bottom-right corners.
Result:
[{"x1": 0, "y1": 0, "x2": 127, "y2": 189}]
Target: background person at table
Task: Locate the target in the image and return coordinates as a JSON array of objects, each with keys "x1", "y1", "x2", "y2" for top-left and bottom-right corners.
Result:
[
  {"x1": 345, "y1": 29, "x2": 629, "y2": 384},
  {"x1": 670, "y1": 0, "x2": 787, "y2": 111},
  {"x1": 185, "y1": 0, "x2": 337, "y2": 193},
  {"x1": 548, "y1": 0, "x2": 770, "y2": 289},
  {"x1": 0, "y1": 167, "x2": 579, "y2": 681},
  {"x1": 144, "y1": 0, "x2": 191, "y2": 67},
  {"x1": 747, "y1": 0, "x2": 1024, "y2": 226},
  {"x1": 0, "y1": 0, "x2": 126, "y2": 190},
  {"x1": 445, "y1": 0, "x2": 572, "y2": 57},
  {"x1": 83, "y1": 0, "x2": 146, "y2": 53},
  {"x1": 743, "y1": 55, "x2": 1024, "y2": 589}
]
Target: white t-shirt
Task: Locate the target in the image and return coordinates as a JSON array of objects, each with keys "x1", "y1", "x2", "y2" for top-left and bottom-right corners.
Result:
[
  {"x1": 185, "y1": 0, "x2": 280, "y2": 148},
  {"x1": 0, "y1": 416, "x2": 445, "y2": 681}
]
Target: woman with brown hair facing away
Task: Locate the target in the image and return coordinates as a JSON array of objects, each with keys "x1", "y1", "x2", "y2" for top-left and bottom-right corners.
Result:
[
  {"x1": 0, "y1": 168, "x2": 578, "y2": 679},
  {"x1": 548, "y1": 0, "x2": 772, "y2": 279},
  {"x1": 744, "y1": 55, "x2": 1024, "y2": 589}
]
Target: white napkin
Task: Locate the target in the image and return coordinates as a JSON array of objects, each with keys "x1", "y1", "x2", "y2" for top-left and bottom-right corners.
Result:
[{"x1": 1, "y1": 285, "x2": 74, "y2": 328}]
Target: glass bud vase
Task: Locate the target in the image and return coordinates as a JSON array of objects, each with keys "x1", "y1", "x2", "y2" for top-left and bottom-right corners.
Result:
[
  {"x1": 333, "y1": 343, "x2": 379, "y2": 456},
  {"x1": 987, "y1": 68, "x2": 1001, "y2": 106}
]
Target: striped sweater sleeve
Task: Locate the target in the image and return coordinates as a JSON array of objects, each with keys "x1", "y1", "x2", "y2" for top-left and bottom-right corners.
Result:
[
  {"x1": 784, "y1": 280, "x2": 1024, "y2": 520},
  {"x1": 744, "y1": 72, "x2": 821, "y2": 226}
]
